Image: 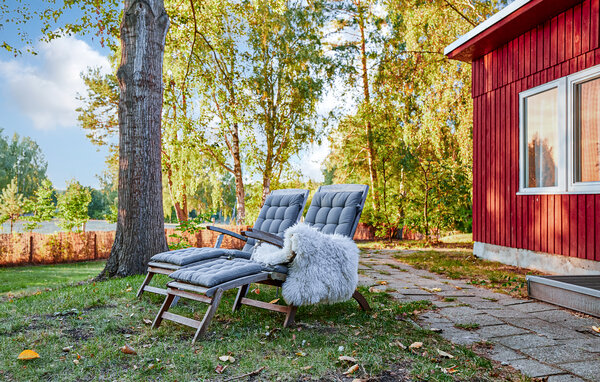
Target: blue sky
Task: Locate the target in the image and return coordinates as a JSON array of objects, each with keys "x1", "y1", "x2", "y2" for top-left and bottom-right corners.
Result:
[{"x1": 0, "y1": 2, "x2": 340, "y2": 190}]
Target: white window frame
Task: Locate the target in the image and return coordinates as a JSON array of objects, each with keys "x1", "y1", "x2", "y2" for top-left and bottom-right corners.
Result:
[
  {"x1": 567, "y1": 66, "x2": 600, "y2": 193},
  {"x1": 518, "y1": 78, "x2": 567, "y2": 194}
]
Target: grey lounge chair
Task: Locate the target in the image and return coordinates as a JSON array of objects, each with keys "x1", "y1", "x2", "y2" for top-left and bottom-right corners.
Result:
[
  {"x1": 152, "y1": 184, "x2": 370, "y2": 342},
  {"x1": 137, "y1": 188, "x2": 310, "y2": 297}
]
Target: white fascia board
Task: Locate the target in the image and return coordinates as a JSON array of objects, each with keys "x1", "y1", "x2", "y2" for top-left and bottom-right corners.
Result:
[{"x1": 443, "y1": 0, "x2": 533, "y2": 56}]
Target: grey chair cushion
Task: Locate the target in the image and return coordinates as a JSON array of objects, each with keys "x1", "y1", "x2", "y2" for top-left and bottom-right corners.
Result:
[
  {"x1": 170, "y1": 258, "x2": 263, "y2": 287},
  {"x1": 240, "y1": 191, "x2": 306, "y2": 252},
  {"x1": 150, "y1": 247, "x2": 252, "y2": 266},
  {"x1": 304, "y1": 191, "x2": 363, "y2": 237}
]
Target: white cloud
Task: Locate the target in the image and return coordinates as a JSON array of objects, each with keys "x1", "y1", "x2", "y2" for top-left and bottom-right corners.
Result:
[{"x1": 0, "y1": 36, "x2": 111, "y2": 130}]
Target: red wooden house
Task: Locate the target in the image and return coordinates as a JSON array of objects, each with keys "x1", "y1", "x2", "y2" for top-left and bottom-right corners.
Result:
[{"x1": 445, "y1": 0, "x2": 600, "y2": 316}]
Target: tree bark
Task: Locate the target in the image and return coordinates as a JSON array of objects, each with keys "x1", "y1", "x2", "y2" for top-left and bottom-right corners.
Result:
[
  {"x1": 358, "y1": 4, "x2": 379, "y2": 210},
  {"x1": 231, "y1": 123, "x2": 246, "y2": 224},
  {"x1": 100, "y1": 0, "x2": 169, "y2": 278}
]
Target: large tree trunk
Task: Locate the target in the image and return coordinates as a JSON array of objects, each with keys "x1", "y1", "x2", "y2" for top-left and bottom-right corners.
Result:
[{"x1": 100, "y1": 0, "x2": 169, "y2": 278}]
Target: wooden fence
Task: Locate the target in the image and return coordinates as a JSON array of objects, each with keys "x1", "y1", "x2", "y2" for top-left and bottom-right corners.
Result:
[
  {"x1": 0, "y1": 223, "x2": 416, "y2": 267},
  {"x1": 0, "y1": 225, "x2": 250, "y2": 267}
]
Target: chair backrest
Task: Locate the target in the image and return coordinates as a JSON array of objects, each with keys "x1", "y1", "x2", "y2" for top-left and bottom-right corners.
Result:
[
  {"x1": 242, "y1": 188, "x2": 310, "y2": 252},
  {"x1": 303, "y1": 184, "x2": 369, "y2": 239}
]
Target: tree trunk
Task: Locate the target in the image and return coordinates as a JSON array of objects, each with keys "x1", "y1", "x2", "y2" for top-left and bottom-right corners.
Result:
[
  {"x1": 231, "y1": 123, "x2": 246, "y2": 224},
  {"x1": 358, "y1": 7, "x2": 379, "y2": 210},
  {"x1": 100, "y1": 0, "x2": 169, "y2": 278}
]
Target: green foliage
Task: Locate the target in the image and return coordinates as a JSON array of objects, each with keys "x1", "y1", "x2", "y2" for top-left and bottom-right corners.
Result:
[
  {"x1": 0, "y1": 129, "x2": 48, "y2": 198},
  {"x1": 23, "y1": 179, "x2": 56, "y2": 232},
  {"x1": 57, "y1": 180, "x2": 92, "y2": 233},
  {"x1": 0, "y1": 178, "x2": 24, "y2": 233},
  {"x1": 168, "y1": 216, "x2": 209, "y2": 250}
]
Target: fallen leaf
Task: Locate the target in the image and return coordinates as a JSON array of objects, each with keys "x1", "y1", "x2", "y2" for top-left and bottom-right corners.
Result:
[
  {"x1": 442, "y1": 365, "x2": 458, "y2": 374},
  {"x1": 218, "y1": 355, "x2": 236, "y2": 363},
  {"x1": 143, "y1": 318, "x2": 152, "y2": 325},
  {"x1": 436, "y1": 349, "x2": 454, "y2": 359},
  {"x1": 17, "y1": 350, "x2": 40, "y2": 360},
  {"x1": 73, "y1": 359, "x2": 80, "y2": 365},
  {"x1": 368, "y1": 286, "x2": 382, "y2": 293},
  {"x1": 62, "y1": 346, "x2": 72, "y2": 353},
  {"x1": 391, "y1": 341, "x2": 406, "y2": 349},
  {"x1": 301, "y1": 365, "x2": 312, "y2": 370},
  {"x1": 376, "y1": 280, "x2": 388, "y2": 285},
  {"x1": 339, "y1": 355, "x2": 358, "y2": 363},
  {"x1": 147, "y1": 363, "x2": 155, "y2": 370},
  {"x1": 252, "y1": 288, "x2": 260, "y2": 295},
  {"x1": 430, "y1": 327, "x2": 443, "y2": 333},
  {"x1": 408, "y1": 342, "x2": 423, "y2": 350},
  {"x1": 269, "y1": 298, "x2": 280, "y2": 304},
  {"x1": 343, "y1": 364, "x2": 359, "y2": 375},
  {"x1": 120, "y1": 344, "x2": 137, "y2": 355},
  {"x1": 215, "y1": 364, "x2": 227, "y2": 374},
  {"x1": 125, "y1": 287, "x2": 133, "y2": 292},
  {"x1": 295, "y1": 351, "x2": 307, "y2": 357},
  {"x1": 592, "y1": 326, "x2": 600, "y2": 333},
  {"x1": 431, "y1": 288, "x2": 442, "y2": 292}
]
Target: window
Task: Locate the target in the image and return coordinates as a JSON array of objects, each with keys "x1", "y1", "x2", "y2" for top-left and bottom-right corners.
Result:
[
  {"x1": 519, "y1": 65, "x2": 600, "y2": 194},
  {"x1": 519, "y1": 79, "x2": 566, "y2": 193}
]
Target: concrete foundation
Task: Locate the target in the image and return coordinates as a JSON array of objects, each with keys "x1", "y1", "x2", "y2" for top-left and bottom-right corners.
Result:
[{"x1": 473, "y1": 242, "x2": 600, "y2": 275}]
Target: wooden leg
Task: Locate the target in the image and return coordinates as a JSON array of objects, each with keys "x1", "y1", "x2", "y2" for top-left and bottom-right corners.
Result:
[
  {"x1": 352, "y1": 290, "x2": 370, "y2": 311},
  {"x1": 283, "y1": 305, "x2": 297, "y2": 328},
  {"x1": 193, "y1": 288, "x2": 224, "y2": 343},
  {"x1": 137, "y1": 271, "x2": 155, "y2": 298},
  {"x1": 152, "y1": 292, "x2": 175, "y2": 329},
  {"x1": 232, "y1": 284, "x2": 249, "y2": 313}
]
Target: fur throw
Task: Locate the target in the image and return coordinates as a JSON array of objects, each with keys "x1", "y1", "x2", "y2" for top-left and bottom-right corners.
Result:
[{"x1": 251, "y1": 223, "x2": 359, "y2": 306}]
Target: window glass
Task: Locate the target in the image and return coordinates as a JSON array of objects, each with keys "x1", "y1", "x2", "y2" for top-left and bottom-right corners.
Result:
[
  {"x1": 574, "y1": 77, "x2": 600, "y2": 183},
  {"x1": 525, "y1": 88, "x2": 559, "y2": 188}
]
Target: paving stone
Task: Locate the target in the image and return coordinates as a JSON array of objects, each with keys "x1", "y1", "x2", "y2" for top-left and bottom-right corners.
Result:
[
  {"x1": 484, "y1": 344, "x2": 527, "y2": 363},
  {"x1": 477, "y1": 324, "x2": 530, "y2": 338},
  {"x1": 547, "y1": 374, "x2": 587, "y2": 382},
  {"x1": 558, "y1": 360, "x2": 600, "y2": 380},
  {"x1": 495, "y1": 333, "x2": 558, "y2": 349},
  {"x1": 450, "y1": 313, "x2": 504, "y2": 327},
  {"x1": 438, "y1": 306, "x2": 483, "y2": 317},
  {"x1": 508, "y1": 358, "x2": 563, "y2": 378},
  {"x1": 556, "y1": 338, "x2": 600, "y2": 353},
  {"x1": 440, "y1": 327, "x2": 482, "y2": 346},
  {"x1": 530, "y1": 309, "x2": 581, "y2": 323},
  {"x1": 398, "y1": 289, "x2": 432, "y2": 296},
  {"x1": 510, "y1": 301, "x2": 558, "y2": 313},
  {"x1": 486, "y1": 308, "x2": 530, "y2": 319},
  {"x1": 502, "y1": 317, "x2": 557, "y2": 331},
  {"x1": 496, "y1": 297, "x2": 532, "y2": 306},
  {"x1": 519, "y1": 344, "x2": 600, "y2": 364},
  {"x1": 533, "y1": 323, "x2": 592, "y2": 341}
]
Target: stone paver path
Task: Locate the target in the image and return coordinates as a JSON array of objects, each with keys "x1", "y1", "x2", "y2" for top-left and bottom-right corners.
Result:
[{"x1": 358, "y1": 249, "x2": 600, "y2": 382}]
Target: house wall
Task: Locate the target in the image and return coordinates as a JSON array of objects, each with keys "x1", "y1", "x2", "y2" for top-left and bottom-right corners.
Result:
[{"x1": 472, "y1": 0, "x2": 600, "y2": 262}]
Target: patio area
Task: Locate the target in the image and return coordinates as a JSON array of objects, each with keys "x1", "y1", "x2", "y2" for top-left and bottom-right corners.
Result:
[{"x1": 360, "y1": 249, "x2": 600, "y2": 382}]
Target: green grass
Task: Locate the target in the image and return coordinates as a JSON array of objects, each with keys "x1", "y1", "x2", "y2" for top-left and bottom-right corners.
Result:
[
  {"x1": 0, "y1": 261, "x2": 106, "y2": 295},
  {"x1": 0, "y1": 274, "x2": 527, "y2": 381},
  {"x1": 454, "y1": 323, "x2": 480, "y2": 331},
  {"x1": 392, "y1": 250, "x2": 541, "y2": 298}
]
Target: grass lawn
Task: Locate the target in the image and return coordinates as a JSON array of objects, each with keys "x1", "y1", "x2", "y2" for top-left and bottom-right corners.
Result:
[
  {"x1": 0, "y1": 261, "x2": 106, "y2": 296},
  {"x1": 358, "y1": 240, "x2": 541, "y2": 298},
  {"x1": 0, "y1": 270, "x2": 527, "y2": 381}
]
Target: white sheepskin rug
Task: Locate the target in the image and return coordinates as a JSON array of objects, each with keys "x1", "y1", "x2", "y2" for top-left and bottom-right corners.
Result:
[{"x1": 251, "y1": 223, "x2": 359, "y2": 306}]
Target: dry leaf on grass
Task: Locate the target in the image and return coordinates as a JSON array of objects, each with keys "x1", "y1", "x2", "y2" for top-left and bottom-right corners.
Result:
[
  {"x1": 218, "y1": 355, "x2": 236, "y2": 363},
  {"x1": 125, "y1": 287, "x2": 133, "y2": 292},
  {"x1": 442, "y1": 365, "x2": 458, "y2": 374},
  {"x1": 295, "y1": 351, "x2": 307, "y2": 357},
  {"x1": 592, "y1": 326, "x2": 600, "y2": 333},
  {"x1": 436, "y1": 349, "x2": 454, "y2": 359},
  {"x1": 73, "y1": 359, "x2": 80, "y2": 365},
  {"x1": 408, "y1": 342, "x2": 423, "y2": 350},
  {"x1": 120, "y1": 344, "x2": 137, "y2": 355},
  {"x1": 368, "y1": 286, "x2": 382, "y2": 293},
  {"x1": 338, "y1": 355, "x2": 358, "y2": 363},
  {"x1": 301, "y1": 366, "x2": 313, "y2": 370},
  {"x1": 390, "y1": 341, "x2": 406, "y2": 349},
  {"x1": 215, "y1": 364, "x2": 227, "y2": 374},
  {"x1": 62, "y1": 346, "x2": 72, "y2": 352},
  {"x1": 269, "y1": 298, "x2": 280, "y2": 304},
  {"x1": 143, "y1": 318, "x2": 152, "y2": 325},
  {"x1": 17, "y1": 350, "x2": 40, "y2": 360},
  {"x1": 343, "y1": 364, "x2": 359, "y2": 375}
]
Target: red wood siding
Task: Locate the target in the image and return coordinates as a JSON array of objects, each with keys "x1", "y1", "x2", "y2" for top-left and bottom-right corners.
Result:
[{"x1": 472, "y1": 0, "x2": 600, "y2": 262}]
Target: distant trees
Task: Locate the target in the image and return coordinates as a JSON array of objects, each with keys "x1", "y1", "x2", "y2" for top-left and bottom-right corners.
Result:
[
  {"x1": 23, "y1": 179, "x2": 56, "y2": 231},
  {"x1": 0, "y1": 179, "x2": 24, "y2": 233},
  {"x1": 0, "y1": 129, "x2": 48, "y2": 198},
  {"x1": 57, "y1": 180, "x2": 92, "y2": 232}
]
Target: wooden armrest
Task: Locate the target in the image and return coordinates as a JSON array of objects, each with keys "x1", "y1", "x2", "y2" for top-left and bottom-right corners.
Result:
[
  {"x1": 207, "y1": 226, "x2": 247, "y2": 242},
  {"x1": 242, "y1": 229, "x2": 284, "y2": 248}
]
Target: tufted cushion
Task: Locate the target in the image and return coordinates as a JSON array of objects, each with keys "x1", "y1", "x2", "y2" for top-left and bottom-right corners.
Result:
[
  {"x1": 150, "y1": 247, "x2": 252, "y2": 266},
  {"x1": 169, "y1": 258, "x2": 263, "y2": 287},
  {"x1": 240, "y1": 191, "x2": 306, "y2": 252},
  {"x1": 304, "y1": 191, "x2": 363, "y2": 237}
]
